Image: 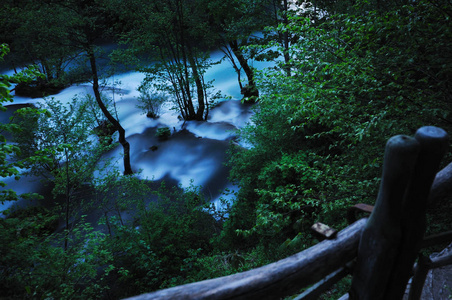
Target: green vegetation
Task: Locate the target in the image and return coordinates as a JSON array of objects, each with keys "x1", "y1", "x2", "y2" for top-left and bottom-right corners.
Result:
[
  {"x1": 1, "y1": 0, "x2": 451, "y2": 298},
  {"x1": 0, "y1": 1, "x2": 79, "y2": 96},
  {"x1": 1, "y1": 172, "x2": 221, "y2": 298},
  {"x1": 136, "y1": 83, "x2": 167, "y2": 118},
  {"x1": 224, "y1": 0, "x2": 452, "y2": 257},
  {"x1": 156, "y1": 127, "x2": 172, "y2": 140},
  {"x1": 0, "y1": 43, "x2": 43, "y2": 203}
]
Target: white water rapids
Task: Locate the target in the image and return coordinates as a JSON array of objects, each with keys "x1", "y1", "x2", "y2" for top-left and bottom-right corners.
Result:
[{"x1": 0, "y1": 50, "x2": 272, "y2": 212}]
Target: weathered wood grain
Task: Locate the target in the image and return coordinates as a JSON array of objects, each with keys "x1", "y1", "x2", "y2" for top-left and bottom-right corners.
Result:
[
  {"x1": 350, "y1": 135, "x2": 420, "y2": 300},
  {"x1": 384, "y1": 126, "x2": 449, "y2": 299},
  {"x1": 429, "y1": 161, "x2": 452, "y2": 204},
  {"x1": 292, "y1": 261, "x2": 353, "y2": 300},
  {"x1": 125, "y1": 218, "x2": 367, "y2": 300}
]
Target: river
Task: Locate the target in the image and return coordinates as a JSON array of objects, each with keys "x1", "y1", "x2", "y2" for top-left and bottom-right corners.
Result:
[{"x1": 0, "y1": 50, "x2": 270, "y2": 214}]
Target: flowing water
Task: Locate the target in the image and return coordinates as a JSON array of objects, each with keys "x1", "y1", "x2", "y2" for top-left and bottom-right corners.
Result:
[{"x1": 0, "y1": 50, "x2": 270, "y2": 212}]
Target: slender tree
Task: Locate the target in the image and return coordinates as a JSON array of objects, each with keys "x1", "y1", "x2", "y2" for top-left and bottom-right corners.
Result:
[
  {"x1": 117, "y1": 0, "x2": 216, "y2": 121},
  {"x1": 12, "y1": 98, "x2": 104, "y2": 249},
  {"x1": 208, "y1": 0, "x2": 270, "y2": 101},
  {"x1": 1, "y1": 0, "x2": 134, "y2": 174},
  {"x1": 54, "y1": 0, "x2": 134, "y2": 174}
]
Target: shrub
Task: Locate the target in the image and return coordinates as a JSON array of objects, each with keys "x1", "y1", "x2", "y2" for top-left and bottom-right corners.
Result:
[
  {"x1": 156, "y1": 127, "x2": 171, "y2": 140},
  {"x1": 136, "y1": 83, "x2": 167, "y2": 118},
  {"x1": 225, "y1": 0, "x2": 452, "y2": 257}
]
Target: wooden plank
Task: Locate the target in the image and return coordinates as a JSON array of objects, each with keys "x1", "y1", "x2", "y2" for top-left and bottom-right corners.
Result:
[
  {"x1": 311, "y1": 222, "x2": 338, "y2": 240},
  {"x1": 125, "y1": 218, "x2": 367, "y2": 300},
  {"x1": 346, "y1": 204, "x2": 374, "y2": 224}
]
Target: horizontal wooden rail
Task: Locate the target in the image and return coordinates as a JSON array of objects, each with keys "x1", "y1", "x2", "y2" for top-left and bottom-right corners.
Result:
[
  {"x1": 292, "y1": 261, "x2": 354, "y2": 300},
  {"x1": 126, "y1": 127, "x2": 450, "y2": 300},
  {"x1": 408, "y1": 248, "x2": 452, "y2": 299},
  {"x1": 125, "y1": 218, "x2": 367, "y2": 300},
  {"x1": 421, "y1": 231, "x2": 452, "y2": 249}
]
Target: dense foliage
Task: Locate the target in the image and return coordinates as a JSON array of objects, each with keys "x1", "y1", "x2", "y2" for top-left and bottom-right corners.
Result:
[
  {"x1": 0, "y1": 178, "x2": 219, "y2": 299},
  {"x1": 0, "y1": 0, "x2": 451, "y2": 298},
  {"x1": 0, "y1": 44, "x2": 43, "y2": 203},
  {"x1": 225, "y1": 0, "x2": 452, "y2": 256}
]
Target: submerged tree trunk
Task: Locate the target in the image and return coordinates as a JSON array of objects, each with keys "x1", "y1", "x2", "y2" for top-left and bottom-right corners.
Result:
[
  {"x1": 187, "y1": 50, "x2": 206, "y2": 121},
  {"x1": 229, "y1": 39, "x2": 259, "y2": 101},
  {"x1": 87, "y1": 47, "x2": 133, "y2": 175},
  {"x1": 221, "y1": 44, "x2": 243, "y2": 91}
]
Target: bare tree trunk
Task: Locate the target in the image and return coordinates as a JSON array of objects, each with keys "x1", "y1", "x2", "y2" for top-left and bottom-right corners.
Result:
[
  {"x1": 64, "y1": 144, "x2": 70, "y2": 251},
  {"x1": 282, "y1": 0, "x2": 291, "y2": 77},
  {"x1": 87, "y1": 47, "x2": 133, "y2": 175},
  {"x1": 229, "y1": 40, "x2": 259, "y2": 101},
  {"x1": 221, "y1": 44, "x2": 243, "y2": 91},
  {"x1": 187, "y1": 49, "x2": 206, "y2": 121}
]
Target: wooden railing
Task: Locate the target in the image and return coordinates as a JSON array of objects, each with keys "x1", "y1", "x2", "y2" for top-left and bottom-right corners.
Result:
[{"x1": 126, "y1": 126, "x2": 452, "y2": 300}]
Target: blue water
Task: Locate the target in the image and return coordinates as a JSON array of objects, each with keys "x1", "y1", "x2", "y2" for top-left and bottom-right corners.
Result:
[{"x1": 0, "y1": 48, "x2": 271, "y2": 212}]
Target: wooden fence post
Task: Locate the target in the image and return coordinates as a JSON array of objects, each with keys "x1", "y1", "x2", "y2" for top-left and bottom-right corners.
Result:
[
  {"x1": 384, "y1": 126, "x2": 448, "y2": 299},
  {"x1": 350, "y1": 126, "x2": 449, "y2": 300},
  {"x1": 350, "y1": 135, "x2": 420, "y2": 300},
  {"x1": 124, "y1": 127, "x2": 449, "y2": 300}
]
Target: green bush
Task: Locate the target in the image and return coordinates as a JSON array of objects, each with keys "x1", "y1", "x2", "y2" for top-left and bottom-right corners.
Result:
[
  {"x1": 136, "y1": 83, "x2": 167, "y2": 118},
  {"x1": 92, "y1": 177, "x2": 221, "y2": 296},
  {"x1": 225, "y1": 0, "x2": 452, "y2": 257},
  {"x1": 156, "y1": 127, "x2": 171, "y2": 140}
]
